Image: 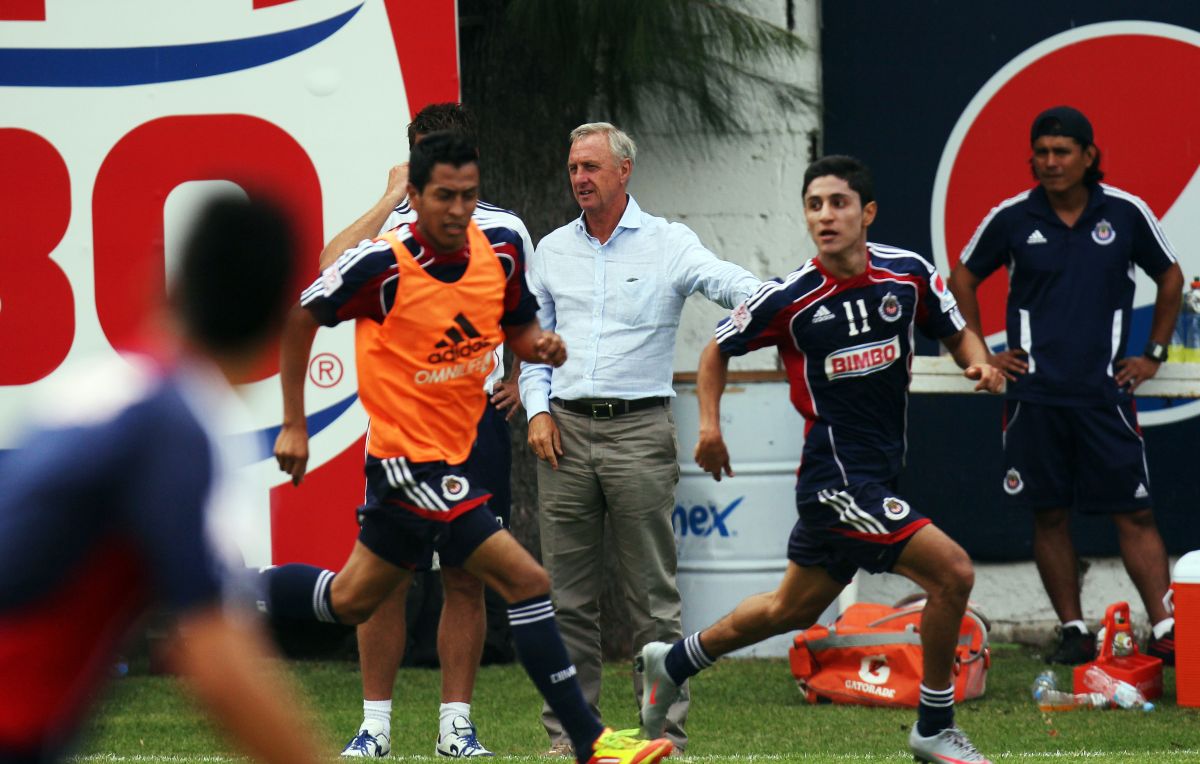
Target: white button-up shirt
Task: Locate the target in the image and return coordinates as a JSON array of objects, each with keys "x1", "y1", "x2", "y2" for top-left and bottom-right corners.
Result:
[{"x1": 520, "y1": 195, "x2": 760, "y2": 417}]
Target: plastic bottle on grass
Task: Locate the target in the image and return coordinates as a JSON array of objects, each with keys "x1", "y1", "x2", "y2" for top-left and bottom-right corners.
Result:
[
  {"x1": 1081, "y1": 666, "x2": 1155, "y2": 711},
  {"x1": 1030, "y1": 671, "x2": 1108, "y2": 711}
]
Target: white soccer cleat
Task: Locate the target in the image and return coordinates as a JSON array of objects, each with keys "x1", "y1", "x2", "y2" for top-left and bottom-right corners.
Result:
[
  {"x1": 908, "y1": 725, "x2": 992, "y2": 763},
  {"x1": 636, "y1": 641, "x2": 680, "y2": 740},
  {"x1": 342, "y1": 724, "x2": 391, "y2": 758},
  {"x1": 436, "y1": 715, "x2": 494, "y2": 758}
]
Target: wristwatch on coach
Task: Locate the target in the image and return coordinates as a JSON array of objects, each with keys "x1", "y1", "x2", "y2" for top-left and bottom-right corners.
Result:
[{"x1": 1144, "y1": 341, "x2": 1168, "y2": 363}]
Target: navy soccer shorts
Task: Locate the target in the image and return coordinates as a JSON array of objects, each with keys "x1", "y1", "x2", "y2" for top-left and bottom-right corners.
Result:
[
  {"x1": 1002, "y1": 399, "x2": 1152, "y2": 514},
  {"x1": 358, "y1": 455, "x2": 501, "y2": 571},
  {"x1": 789, "y1": 482, "x2": 932, "y2": 584}
]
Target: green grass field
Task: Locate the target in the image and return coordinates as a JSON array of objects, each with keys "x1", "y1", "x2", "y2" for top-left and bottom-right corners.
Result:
[{"x1": 78, "y1": 644, "x2": 1200, "y2": 763}]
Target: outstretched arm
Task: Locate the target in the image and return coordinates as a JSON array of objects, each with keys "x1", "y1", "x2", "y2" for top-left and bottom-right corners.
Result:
[
  {"x1": 694, "y1": 340, "x2": 735, "y2": 480},
  {"x1": 318, "y1": 164, "x2": 409, "y2": 270},
  {"x1": 171, "y1": 606, "x2": 327, "y2": 764},
  {"x1": 274, "y1": 306, "x2": 319, "y2": 485},
  {"x1": 948, "y1": 265, "x2": 1026, "y2": 381},
  {"x1": 942, "y1": 327, "x2": 1004, "y2": 393}
]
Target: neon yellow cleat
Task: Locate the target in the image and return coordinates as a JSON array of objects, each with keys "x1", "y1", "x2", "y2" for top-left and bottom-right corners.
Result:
[{"x1": 586, "y1": 727, "x2": 672, "y2": 764}]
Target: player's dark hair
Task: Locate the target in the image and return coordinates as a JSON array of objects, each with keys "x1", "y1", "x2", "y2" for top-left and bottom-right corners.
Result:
[
  {"x1": 173, "y1": 195, "x2": 296, "y2": 356},
  {"x1": 408, "y1": 102, "x2": 478, "y2": 149},
  {"x1": 803, "y1": 155, "x2": 875, "y2": 206},
  {"x1": 408, "y1": 132, "x2": 480, "y2": 191}
]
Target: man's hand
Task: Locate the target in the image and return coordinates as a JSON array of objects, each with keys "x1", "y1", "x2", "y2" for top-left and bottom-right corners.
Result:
[
  {"x1": 964, "y1": 363, "x2": 1004, "y2": 393},
  {"x1": 385, "y1": 163, "x2": 409, "y2": 201},
  {"x1": 274, "y1": 424, "x2": 310, "y2": 486},
  {"x1": 527, "y1": 412, "x2": 563, "y2": 469},
  {"x1": 987, "y1": 348, "x2": 1029, "y2": 381},
  {"x1": 1115, "y1": 355, "x2": 1161, "y2": 393},
  {"x1": 533, "y1": 332, "x2": 567, "y2": 367},
  {"x1": 490, "y1": 378, "x2": 523, "y2": 421},
  {"x1": 694, "y1": 428, "x2": 733, "y2": 481}
]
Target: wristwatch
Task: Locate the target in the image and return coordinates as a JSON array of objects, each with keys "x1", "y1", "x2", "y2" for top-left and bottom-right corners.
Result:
[{"x1": 1144, "y1": 341, "x2": 1168, "y2": 363}]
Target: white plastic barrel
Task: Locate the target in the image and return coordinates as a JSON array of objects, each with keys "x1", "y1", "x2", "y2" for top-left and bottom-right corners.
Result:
[{"x1": 672, "y1": 380, "x2": 837, "y2": 657}]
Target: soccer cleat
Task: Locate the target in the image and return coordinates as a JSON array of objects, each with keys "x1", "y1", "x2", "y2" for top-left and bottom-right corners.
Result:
[
  {"x1": 436, "y1": 715, "x2": 494, "y2": 757},
  {"x1": 1045, "y1": 625, "x2": 1095, "y2": 665},
  {"x1": 1146, "y1": 628, "x2": 1175, "y2": 667},
  {"x1": 587, "y1": 727, "x2": 672, "y2": 764},
  {"x1": 636, "y1": 641, "x2": 680, "y2": 740},
  {"x1": 909, "y1": 725, "x2": 992, "y2": 764},
  {"x1": 342, "y1": 725, "x2": 391, "y2": 758}
]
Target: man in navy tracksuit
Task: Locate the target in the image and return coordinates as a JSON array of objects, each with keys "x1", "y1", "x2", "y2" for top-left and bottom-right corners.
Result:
[{"x1": 950, "y1": 106, "x2": 1182, "y2": 666}]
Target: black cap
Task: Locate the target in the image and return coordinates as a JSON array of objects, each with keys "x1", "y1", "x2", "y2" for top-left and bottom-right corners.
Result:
[{"x1": 1030, "y1": 106, "x2": 1093, "y2": 146}]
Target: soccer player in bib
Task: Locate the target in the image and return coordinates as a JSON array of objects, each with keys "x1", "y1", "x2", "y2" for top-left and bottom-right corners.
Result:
[
  {"x1": 636, "y1": 156, "x2": 1002, "y2": 764},
  {"x1": 265, "y1": 133, "x2": 672, "y2": 764}
]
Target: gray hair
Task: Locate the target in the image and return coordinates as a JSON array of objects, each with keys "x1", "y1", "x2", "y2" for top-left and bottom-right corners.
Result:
[{"x1": 569, "y1": 122, "x2": 637, "y2": 166}]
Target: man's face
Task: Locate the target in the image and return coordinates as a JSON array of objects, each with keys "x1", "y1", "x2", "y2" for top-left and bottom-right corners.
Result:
[
  {"x1": 1031, "y1": 135, "x2": 1095, "y2": 194},
  {"x1": 803, "y1": 175, "x2": 876, "y2": 257},
  {"x1": 409, "y1": 161, "x2": 479, "y2": 253},
  {"x1": 567, "y1": 133, "x2": 630, "y2": 215}
]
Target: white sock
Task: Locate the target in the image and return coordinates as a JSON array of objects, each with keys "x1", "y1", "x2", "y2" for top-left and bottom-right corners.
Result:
[
  {"x1": 1062, "y1": 619, "x2": 1088, "y2": 634},
  {"x1": 363, "y1": 699, "x2": 392, "y2": 735},
  {"x1": 1153, "y1": 618, "x2": 1175, "y2": 640},
  {"x1": 440, "y1": 702, "x2": 471, "y2": 735}
]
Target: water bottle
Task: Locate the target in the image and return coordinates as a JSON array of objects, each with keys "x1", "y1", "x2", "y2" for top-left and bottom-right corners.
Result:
[
  {"x1": 1184, "y1": 277, "x2": 1200, "y2": 363},
  {"x1": 1170, "y1": 284, "x2": 1188, "y2": 361},
  {"x1": 1081, "y1": 665, "x2": 1155, "y2": 711},
  {"x1": 1030, "y1": 671, "x2": 1108, "y2": 711}
]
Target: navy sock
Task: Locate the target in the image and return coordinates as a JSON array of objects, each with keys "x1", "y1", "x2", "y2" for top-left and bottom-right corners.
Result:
[
  {"x1": 508, "y1": 596, "x2": 604, "y2": 757},
  {"x1": 263, "y1": 564, "x2": 340, "y2": 624},
  {"x1": 917, "y1": 683, "x2": 955, "y2": 737},
  {"x1": 664, "y1": 632, "x2": 715, "y2": 686}
]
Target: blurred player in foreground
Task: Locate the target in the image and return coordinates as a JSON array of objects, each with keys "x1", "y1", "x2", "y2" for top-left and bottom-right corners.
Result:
[
  {"x1": 264, "y1": 133, "x2": 672, "y2": 764},
  {"x1": 637, "y1": 156, "x2": 1002, "y2": 764},
  {"x1": 0, "y1": 197, "x2": 327, "y2": 764}
]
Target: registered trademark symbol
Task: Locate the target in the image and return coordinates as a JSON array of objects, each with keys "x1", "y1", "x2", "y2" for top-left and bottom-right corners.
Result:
[{"x1": 308, "y1": 353, "x2": 343, "y2": 388}]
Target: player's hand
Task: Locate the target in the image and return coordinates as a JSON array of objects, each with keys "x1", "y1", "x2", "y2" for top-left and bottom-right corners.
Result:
[
  {"x1": 274, "y1": 423, "x2": 310, "y2": 486},
  {"x1": 964, "y1": 363, "x2": 1004, "y2": 393},
  {"x1": 695, "y1": 428, "x2": 734, "y2": 481},
  {"x1": 527, "y1": 412, "x2": 563, "y2": 469},
  {"x1": 385, "y1": 163, "x2": 409, "y2": 201},
  {"x1": 1115, "y1": 355, "x2": 1161, "y2": 393},
  {"x1": 490, "y1": 378, "x2": 523, "y2": 421},
  {"x1": 533, "y1": 332, "x2": 567, "y2": 367},
  {"x1": 986, "y1": 348, "x2": 1028, "y2": 381}
]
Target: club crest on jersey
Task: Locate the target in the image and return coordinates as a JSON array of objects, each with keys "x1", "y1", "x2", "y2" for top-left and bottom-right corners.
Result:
[
  {"x1": 1091, "y1": 219, "x2": 1116, "y2": 246},
  {"x1": 320, "y1": 264, "x2": 344, "y2": 296},
  {"x1": 825, "y1": 335, "x2": 901, "y2": 381},
  {"x1": 878, "y1": 292, "x2": 902, "y2": 323},
  {"x1": 882, "y1": 497, "x2": 910, "y2": 520},
  {"x1": 1003, "y1": 468, "x2": 1024, "y2": 495},
  {"x1": 441, "y1": 475, "x2": 470, "y2": 501}
]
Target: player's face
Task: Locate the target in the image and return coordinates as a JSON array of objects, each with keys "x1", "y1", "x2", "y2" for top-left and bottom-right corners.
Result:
[
  {"x1": 568, "y1": 133, "x2": 631, "y2": 216},
  {"x1": 409, "y1": 161, "x2": 479, "y2": 253},
  {"x1": 1032, "y1": 135, "x2": 1094, "y2": 194},
  {"x1": 803, "y1": 175, "x2": 877, "y2": 258}
]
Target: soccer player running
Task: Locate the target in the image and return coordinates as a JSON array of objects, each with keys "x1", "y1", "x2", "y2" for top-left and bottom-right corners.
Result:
[
  {"x1": 265, "y1": 133, "x2": 672, "y2": 764},
  {"x1": 637, "y1": 156, "x2": 1002, "y2": 764},
  {"x1": 0, "y1": 197, "x2": 328, "y2": 763}
]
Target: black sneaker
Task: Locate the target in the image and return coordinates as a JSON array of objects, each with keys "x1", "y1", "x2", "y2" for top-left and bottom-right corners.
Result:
[
  {"x1": 1146, "y1": 628, "x2": 1175, "y2": 667},
  {"x1": 1045, "y1": 625, "x2": 1095, "y2": 665}
]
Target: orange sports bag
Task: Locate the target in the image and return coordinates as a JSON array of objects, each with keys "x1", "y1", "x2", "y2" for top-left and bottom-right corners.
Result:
[{"x1": 788, "y1": 598, "x2": 990, "y2": 707}]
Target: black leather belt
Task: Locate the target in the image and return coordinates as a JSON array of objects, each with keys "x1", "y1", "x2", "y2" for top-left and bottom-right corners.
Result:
[{"x1": 552, "y1": 397, "x2": 667, "y2": 420}]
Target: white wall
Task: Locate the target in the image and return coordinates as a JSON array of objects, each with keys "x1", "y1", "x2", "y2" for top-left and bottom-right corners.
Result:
[{"x1": 626, "y1": 0, "x2": 822, "y2": 374}]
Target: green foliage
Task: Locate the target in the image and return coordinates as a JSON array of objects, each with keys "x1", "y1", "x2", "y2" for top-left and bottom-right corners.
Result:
[{"x1": 77, "y1": 645, "x2": 1200, "y2": 762}]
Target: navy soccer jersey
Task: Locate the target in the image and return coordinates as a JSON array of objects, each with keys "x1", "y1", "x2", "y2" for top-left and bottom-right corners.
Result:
[
  {"x1": 715, "y1": 244, "x2": 965, "y2": 494},
  {"x1": 960, "y1": 182, "x2": 1177, "y2": 406},
  {"x1": 302, "y1": 202, "x2": 538, "y2": 332},
  {"x1": 0, "y1": 357, "x2": 251, "y2": 752}
]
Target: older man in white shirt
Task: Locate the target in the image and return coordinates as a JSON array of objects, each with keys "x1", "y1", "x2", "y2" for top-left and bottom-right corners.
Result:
[{"x1": 520, "y1": 122, "x2": 759, "y2": 754}]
